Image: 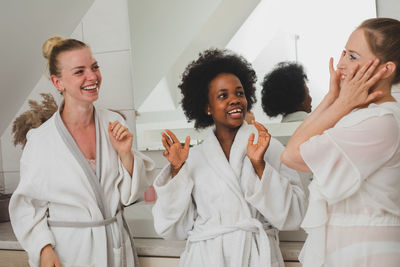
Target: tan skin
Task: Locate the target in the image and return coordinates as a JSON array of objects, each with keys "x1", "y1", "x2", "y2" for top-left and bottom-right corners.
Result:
[
  {"x1": 39, "y1": 47, "x2": 135, "y2": 266},
  {"x1": 282, "y1": 28, "x2": 397, "y2": 171},
  {"x1": 162, "y1": 73, "x2": 271, "y2": 179}
]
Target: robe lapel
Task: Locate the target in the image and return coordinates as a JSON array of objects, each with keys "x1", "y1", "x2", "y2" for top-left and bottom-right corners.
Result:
[
  {"x1": 55, "y1": 105, "x2": 115, "y2": 267},
  {"x1": 201, "y1": 122, "x2": 252, "y2": 216},
  {"x1": 95, "y1": 110, "x2": 102, "y2": 182},
  {"x1": 229, "y1": 122, "x2": 251, "y2": 179}
]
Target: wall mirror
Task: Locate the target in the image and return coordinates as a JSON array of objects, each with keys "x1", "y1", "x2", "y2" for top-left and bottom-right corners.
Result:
[{"x1": 129, "y1": 0, "x2": 376, "y2": 150}]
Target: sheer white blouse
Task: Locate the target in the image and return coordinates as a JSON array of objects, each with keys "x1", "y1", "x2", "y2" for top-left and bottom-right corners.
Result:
[{"x1": 299, "y1": 102, "x2": 400, "y2": 267}]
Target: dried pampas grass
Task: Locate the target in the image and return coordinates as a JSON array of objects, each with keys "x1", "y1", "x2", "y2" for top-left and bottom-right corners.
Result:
[{"x1": 12, "y1": 93, "x2": 58, "y2": 148}]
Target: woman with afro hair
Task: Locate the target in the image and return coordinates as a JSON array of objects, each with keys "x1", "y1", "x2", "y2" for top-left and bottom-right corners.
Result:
[
  {"x1": 152, "y1": 48, "x2": 306, "y2": 267},
  {"x1": 261, "y1": 62, "x2": 312, "y2": 123}
]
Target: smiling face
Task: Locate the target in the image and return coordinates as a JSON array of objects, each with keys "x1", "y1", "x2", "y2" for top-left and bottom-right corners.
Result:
[
  {"x1": 337, "y1": 28, "x2": 377, "y2": 87},
  {"x1": 51, "y1": 47, "x2": 101, "y2": 106},
  {"x1": 206, "y1": 73, "x2": 247, "y2": 131}
]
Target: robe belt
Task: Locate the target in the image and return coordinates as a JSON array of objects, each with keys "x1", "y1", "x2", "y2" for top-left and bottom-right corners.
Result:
[
  {"x1": 47, "y1": 208, "x2": 138, "y2": 267},
  {"x1": 187, "y1": 218, "x2": 277, "y2": 242},
  {"x1": 187, "y1": 218, "x2": 277, "y2": 267}
]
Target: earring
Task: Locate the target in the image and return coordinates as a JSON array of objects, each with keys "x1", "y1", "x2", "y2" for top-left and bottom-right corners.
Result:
[{"x1": 207, "y1": 112, "x2": 211, "y2": 116}]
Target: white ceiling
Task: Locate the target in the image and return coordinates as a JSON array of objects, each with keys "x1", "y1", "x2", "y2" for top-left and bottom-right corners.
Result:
[{"x1": 0, "y1": 0, "x2": 94, "y2": 135}]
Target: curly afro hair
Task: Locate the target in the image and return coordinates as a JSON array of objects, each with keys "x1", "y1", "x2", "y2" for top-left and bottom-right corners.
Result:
[
  {"x1": 179, "y1": 48, "x2": 257, "y2": 129},
  {"x1": 261, "y1": 62, "x2": 308, "y2": 117}
]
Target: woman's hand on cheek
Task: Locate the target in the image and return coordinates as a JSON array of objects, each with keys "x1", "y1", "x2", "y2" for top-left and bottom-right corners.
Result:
[
  {"x1": 161, "y1": 130, "x2": 190, "y2": 177},
  {"x1": 337, "y1": 58, "x2": 385, "y2": 111}
]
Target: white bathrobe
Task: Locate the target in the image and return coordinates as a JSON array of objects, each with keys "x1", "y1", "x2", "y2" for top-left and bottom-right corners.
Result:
[
  {"x1": 152, "y1": 122, "x2": 306, "y2": 267},
  {"x1": 9, "y1": 108, "x2": 154, "y2": 267},
  {"x1": 298, "y1": 102, "x2": 400, "y2": 267}
]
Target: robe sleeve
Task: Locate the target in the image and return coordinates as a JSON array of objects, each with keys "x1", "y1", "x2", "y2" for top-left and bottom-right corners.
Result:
[
  {"x1": 300, "y1": 114, "x2": 399, "y2": 204},
  {"x1": 109, "y1": 113, "x2": 155, "y2": 205},
  {"x1": 118, "y1": 150, "x2": 155, "y2": 205},
  {"x1": 244, "y1": 138, "x2": 307, "y2": 230},
  {"x1": 9, "y1": 160, "x2": 55, "y2": 267},
  {"x1": 152, "y1": 163, "x2": 196, "y2": 240}
]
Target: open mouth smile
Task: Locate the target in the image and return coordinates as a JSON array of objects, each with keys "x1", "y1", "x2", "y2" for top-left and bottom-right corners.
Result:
[
  {"x1": 227, "y1": 108, "x2": 242, "y2": 114},
  {"x1": 81, "y1": 82, "x2": 99, "y2": 92}
]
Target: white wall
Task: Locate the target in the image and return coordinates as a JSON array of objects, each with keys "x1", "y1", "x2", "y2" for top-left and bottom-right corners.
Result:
[
  {"x1": 377, "y1": 0, "x2": 400, "y2": 19},
  {"x1": 376, "y1": 0, "x2": 400, "y2": 102},
  {"x1": 0, "y1": 0, "x2": 136, "y2": 193},
  {"x1": 128, "y1": 0, "x2": 223, "y2": 109}
]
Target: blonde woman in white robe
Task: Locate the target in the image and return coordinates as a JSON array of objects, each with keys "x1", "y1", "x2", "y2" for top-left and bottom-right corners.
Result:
[
  {"x1": 9, "y1": 37, "x2": 154, "y2": 267},
  {"x1": 282, "y1": 18, "x2": 400, "y2": 267},
  {"x1": 152, "y1": 49, "x2": 307, "y2": 267}
]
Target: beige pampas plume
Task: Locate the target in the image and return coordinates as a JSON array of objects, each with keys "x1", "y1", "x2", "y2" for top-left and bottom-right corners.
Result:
[{"x1": 12, "y1": 93, "x2": 58, "y2": 148}]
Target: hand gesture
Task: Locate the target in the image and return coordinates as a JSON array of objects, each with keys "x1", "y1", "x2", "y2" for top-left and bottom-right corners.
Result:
[
  {"x1": 40, "y1": 244, "x2": 61, "y2": 267},
  {"x1": 161, "y1": 130, "x2": 190, "y2": 176},
  {"x1": 108, "y1": 121, "x2": 133, "y2": 156},
  {"x1": 338, "y1": 58, "x2": 386, "y2": 111},
  {"x1": 247, "y1": 121, "x2": 270, "y2": 177},
  {"x1": 329, "y1": 57, "x2": 341, "y2": 99}
]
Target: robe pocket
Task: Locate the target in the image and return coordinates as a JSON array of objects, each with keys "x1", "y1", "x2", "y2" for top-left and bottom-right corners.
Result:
[{"x1": 113, "y1": 240, "x2": 134, "y2": 267}]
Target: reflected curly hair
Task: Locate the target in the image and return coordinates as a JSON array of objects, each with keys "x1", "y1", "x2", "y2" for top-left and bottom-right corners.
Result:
[
  {"x1": 261, "y1": 62, "x2": 308, "y2": 117},
  {"x1": 179, "y1": 48, "x2": 257, "y2": 129}
]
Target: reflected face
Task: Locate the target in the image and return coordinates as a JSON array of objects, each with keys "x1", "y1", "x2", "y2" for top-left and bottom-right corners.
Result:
[
  {"x1": 337, "y1": 28, "x2": 376, "y2": 87},
  {"x1": 300, "y1": 84, "x2": 312, "y2": 113},
  {"x1": 206, "y1": 73, "x2": 248, "y2": 131},
  {"x1": 55, "y1": 47, "x2": 102, "y2": 105}
]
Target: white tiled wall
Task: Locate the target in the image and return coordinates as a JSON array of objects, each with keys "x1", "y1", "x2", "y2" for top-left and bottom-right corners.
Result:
[
  {"x1": 0, "y1": 0, "x2": 135, "y2": 193},
  {"x1": 0, "y1": 75, "x2": 59, "y2": 193},
  {"x1": 81, "y1": 0, "x2": 131, "y2": 53},
  {"x1": 94, "y1": 51, "x2": 134, "y2": 109},
  {"x1": 3, "y1": 172, "x2": 19, "y2": 194}
]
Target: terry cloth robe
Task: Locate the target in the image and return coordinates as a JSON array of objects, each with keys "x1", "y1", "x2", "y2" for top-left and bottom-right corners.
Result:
[
  {"x1": 152, "y1": 122, "x2": 306, "y2": 267},
  {"x1": 299, "y1": 102, "x2": 400, "y2": 267},
  {"x1": 281, "y1": 111, "x2": 308, "y2": 123},
  {"x1": 9, "y1": 107, "x2": 155, "y2": 267}
]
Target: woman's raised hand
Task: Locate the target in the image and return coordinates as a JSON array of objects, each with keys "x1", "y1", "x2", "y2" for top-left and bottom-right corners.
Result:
[
  {"x1": 247, "y1": 121, "x2": 271, "y2": 178},
  {"x1": 108, "y1": 121, "x2": 133, "y2": 155},
  {"x1": 161, "y1": 130, "x2": 190, "y2": 177},
  {"x1": 338, "y1": 58, "x2": 386, "y2": 111}
]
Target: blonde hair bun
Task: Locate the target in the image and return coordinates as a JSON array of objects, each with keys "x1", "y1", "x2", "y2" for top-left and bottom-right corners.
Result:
[{"x1": 42, "y1": 36, "x2": 65, "y2": 60}]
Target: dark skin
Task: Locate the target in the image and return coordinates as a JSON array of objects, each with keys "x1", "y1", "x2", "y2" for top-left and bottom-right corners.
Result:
[
  {"x1": 296, "y1": 84, "x2": 312, "y2": 113},
  {"x1": 162, "y1": 73, "x2": 271, "y2": 179}
]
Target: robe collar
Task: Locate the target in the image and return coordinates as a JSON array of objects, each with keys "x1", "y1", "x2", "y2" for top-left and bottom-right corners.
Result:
[
  {"x1": 204, "y1": 121, "x2": 251, "y2": 177},
  {"x1": 201, "y1": 122, "x2": 253, "y2": 216},
  {"x1": 55, "y1": 101, "x2": 107, "y2": 214},
  {"x1": 55, "y1": 102, "x2": 117, "y2": 266}
]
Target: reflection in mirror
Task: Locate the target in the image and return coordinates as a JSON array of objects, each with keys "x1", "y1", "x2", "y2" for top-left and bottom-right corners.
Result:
[{"x1": 129, "y1": 0, "x2": 376, "y2": 150}]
